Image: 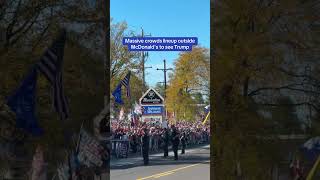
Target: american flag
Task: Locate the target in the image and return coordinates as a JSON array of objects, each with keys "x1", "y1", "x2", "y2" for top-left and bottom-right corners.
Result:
[
  {"x1": 37, "y1": 30, "x2": 69, "y2": 120},
  {"x1": 77, "y1": 129, "x2": 105, "y2": 167},
  {"x1": 121, "y1": 71, "x2": 131, "y2": 97}
]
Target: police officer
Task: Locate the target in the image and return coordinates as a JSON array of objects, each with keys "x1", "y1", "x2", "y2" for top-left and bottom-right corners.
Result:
[
  {"x1": 180, "y1": 131, "x2": 186, "y2": 154},
  {"x1": 171, "y1": 125, "x2": 180, "y2": 160},
  {"x1": 142, "y1": 128, "x2": 150, "y2": 165},
  {"x1": 162, "y1": 128, "x2": 169, "y2": 157},
  {"x1": 131, "y1": 133, "x2": 138, "y2": 153}
]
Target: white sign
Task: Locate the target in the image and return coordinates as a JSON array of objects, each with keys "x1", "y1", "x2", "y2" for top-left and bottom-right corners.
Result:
[
  {"x1": 139, "y1": 88, "x2": 164, "y2": 106},
  {"x1": 141, "y1": 115, "x2": 162, "y2": 126}
]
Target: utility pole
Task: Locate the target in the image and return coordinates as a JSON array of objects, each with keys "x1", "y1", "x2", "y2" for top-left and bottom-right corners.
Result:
[
  {"x1": 141, "y1": 28, "x2": 145, "y2": 90},
  {"x1": 157, "y1": 60, "x2": 173, "y2": 123},
  {"x1": 156, "y1": 59, "x2": 173, "y2": 98},
  {"x1": 140, "y1": 28, "x2": 151, "y2": 92}
]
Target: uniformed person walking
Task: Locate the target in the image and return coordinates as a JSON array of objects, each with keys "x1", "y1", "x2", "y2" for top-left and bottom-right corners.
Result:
[
  {"x1": 162, "y1": 128, "x2": 169, "y2": 157},
  {"x1": 171, "y1": 125, "x2": 180, "y2": 160},
  {"x1": 142, "y1": 128, "x2": 150, "y2": 165},
  {"x1": 180, "y1": 131, "x2": 186, "y2": 154}
]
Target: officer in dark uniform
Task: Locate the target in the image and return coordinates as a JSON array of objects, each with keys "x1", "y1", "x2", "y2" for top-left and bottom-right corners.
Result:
[
  {"x1": 180, "y1": 131, "x2": 186, "y2": 154},
  {"x1": 162, "y1": 128, "x2": 170, "y2": 157},
  {"x1": 131, "y1": 133, "x2": 138, "y2": 153},
  {"x1": 171, "y1": 125, "x2": 180, "y2": 160},
  {"x1": 142, "y1": 128, "x2": 150, "y2": 165}
]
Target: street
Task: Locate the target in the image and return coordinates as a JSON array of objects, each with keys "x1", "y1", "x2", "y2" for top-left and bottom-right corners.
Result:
[{"x1": 110, "y1": 145, "x2": 210, "y2": 180}]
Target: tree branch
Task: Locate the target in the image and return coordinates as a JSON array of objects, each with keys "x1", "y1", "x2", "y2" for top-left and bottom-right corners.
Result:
[
  {"x1": 247, "y1": 83, "x2": 317, "y2": 96},
  {"x1": 258, "y1": 102, "x2": 320, "y2": 112},
  {"x1": 277, "y1": 67, "x2": 320, "y2": 84}
]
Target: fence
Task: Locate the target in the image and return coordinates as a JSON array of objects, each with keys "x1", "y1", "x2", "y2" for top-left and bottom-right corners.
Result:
[
  {"x1": 111, "y1": 131, "x2": 210, "y2": 159},
  {"x1": 111, "y1": 140, "x2": 130, "y2": 158}
]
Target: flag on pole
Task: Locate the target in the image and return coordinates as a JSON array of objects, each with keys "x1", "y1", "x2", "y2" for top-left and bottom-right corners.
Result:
[
  {"x1": 119, "y1": 107, "x2": 125, "y2": 121},
  {"x1": 121, "y1": 71, "x2": 131, "y2": 97},
  {"x1": 112, "y1": 83, "x2": 124, "y2": 104},
  {"x1": 300, "y1": 137, "x2": 320, "y2": 179},
  {"x1": 204, "y1": 105, "x2": 210, "y2": 114},
  {"x1": 300, "y1": 137, "x2": 320, "y2": 161},
  {"x1": 202, "y1": 111, "x2": 210, "y2": 125},
  {"x1": 131, "y1": 109, "x2": 135, "y2": 127},
  {"x1": 77, "y1": 129, "x2": 105, "y2": 167},
  {"x1": 134, "y1": 101, "x2": 142, "y2": 115},
  {"x1": 7, "y1": 67, "x2": 43, "y2": 136},
  {"x1": 37, "y1": 29, "x2": 69, "y2": 120}
]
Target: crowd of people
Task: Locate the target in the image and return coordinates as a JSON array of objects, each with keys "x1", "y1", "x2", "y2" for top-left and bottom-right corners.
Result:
[{"x1": 110, "y1": 119, "x2": 210, "y2": 163}]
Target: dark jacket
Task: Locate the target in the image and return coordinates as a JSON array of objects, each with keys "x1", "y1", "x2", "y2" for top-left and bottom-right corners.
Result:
[
  {"x1": 142, "y1": 133, "x2": 149, "y2": 151},
  {"x1": 171, "y1": 129, "x2": 180, "y2": 148}
]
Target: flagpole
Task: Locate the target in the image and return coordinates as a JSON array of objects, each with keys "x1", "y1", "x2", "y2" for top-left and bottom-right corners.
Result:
[
  {"x1": 202, "y1": 111, "x2": 210, "y2": 125},
  {"x1": 306, "y1": 154, "x2": 320, "y2": 180}
]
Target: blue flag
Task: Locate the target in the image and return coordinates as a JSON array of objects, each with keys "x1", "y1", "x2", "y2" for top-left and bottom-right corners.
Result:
[
  {"x1": 7, "y1": 67, "x2": 43, "y2": 136},
  {"x1": 112, "y1": 83, "x2": 124, "y2": 104},
  {"x1": 300, "y1": 137, "x2": 320, "y2": 162}
]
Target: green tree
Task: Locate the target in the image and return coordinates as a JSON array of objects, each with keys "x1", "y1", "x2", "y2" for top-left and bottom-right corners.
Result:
[
  {"x1": 154, "y1": 82, "x2": 165, "y2": 98},
  {"x1": 192, "y1": 92, "x2": 205, "y2": 104},
  {"x1": 212, "y1": 0, "x2": 319, "y2": 179},
  {"x1": 109, "y1": 20, "x2": 145, "y2": 120},
  {"x1": 110, "y1": 20, "x2": 140, "y2": 79},
  {"x1": 166, "y1": 47, "x2": 209, "y2": 121}
]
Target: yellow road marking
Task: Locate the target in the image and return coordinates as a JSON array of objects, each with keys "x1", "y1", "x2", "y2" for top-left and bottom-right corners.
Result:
[
  {"x1": 136, "y1": 161, "x2": 209, "y2": 180},
  {"x1": 154, "y1": 172, "x2": 174, "y2": 178}
]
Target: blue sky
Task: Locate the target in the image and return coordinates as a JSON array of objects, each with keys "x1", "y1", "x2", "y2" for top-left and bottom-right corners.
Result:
[{"x1": 111, "y1": 0, "x2": 210, "y2": 87}]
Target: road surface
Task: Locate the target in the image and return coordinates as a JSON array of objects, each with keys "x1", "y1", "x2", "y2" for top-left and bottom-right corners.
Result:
[{"x1": 110, "y1": 145, "x2": 210, "y2": 180}]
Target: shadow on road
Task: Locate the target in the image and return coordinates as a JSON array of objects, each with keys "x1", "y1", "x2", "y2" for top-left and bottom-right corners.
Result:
[{"x1": 111, "y1": 146, "x2": 210, "y2": 170}]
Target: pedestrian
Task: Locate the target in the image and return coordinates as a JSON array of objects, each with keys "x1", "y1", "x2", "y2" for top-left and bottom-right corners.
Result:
[
  {"x1": 162, "y1": 128, "x2": 169, "y2": 157},
  {"x1": 142, "y1": 128, "x2": 150, "y2": 165},
  {"x1": 131, "y1": 133, "x2": 138, "y2": 153},
  {"x1": 171, "y1": 125, "x2": 180, "y2": 160},
  {"x1": 180, "y1": 131, "x2": 186, "y2": 154}
]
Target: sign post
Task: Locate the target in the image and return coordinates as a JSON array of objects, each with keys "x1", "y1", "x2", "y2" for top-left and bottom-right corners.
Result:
[{"x1": 139, "y1": 88, "x2": 165, "y2": 126}]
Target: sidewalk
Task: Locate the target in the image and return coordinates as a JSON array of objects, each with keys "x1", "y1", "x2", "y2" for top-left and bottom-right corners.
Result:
[{"x1": 110, "y1": 144, "x2": 210, "y2": 168}]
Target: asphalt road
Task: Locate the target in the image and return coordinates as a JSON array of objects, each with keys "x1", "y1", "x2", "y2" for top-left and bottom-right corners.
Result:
[{"x1": 110, "y1": 145, "x2": 210, "y2": 180}]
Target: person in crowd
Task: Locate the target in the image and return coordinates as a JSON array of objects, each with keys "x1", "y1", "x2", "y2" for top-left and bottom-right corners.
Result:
[
  {"x1": 162, "y1": 128, "x2": 170, "y2": 157},
  {"x1": 171, "y1": 125, "x2": 180, "y2": 160},
  {"x1": 180, "y1": 131, "x2": 186, "y2": 154},
  {"x1": 142, "y1": 127, "x2": 150, "y2": 165},
  {"x1": 111, "y1": 119, "x2": 210, "y2": 159}
]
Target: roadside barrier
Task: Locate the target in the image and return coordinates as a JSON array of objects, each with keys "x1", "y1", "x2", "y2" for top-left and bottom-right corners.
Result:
[{"x1": 111, "y1": 132, "x2": 210, "y2": 159}]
